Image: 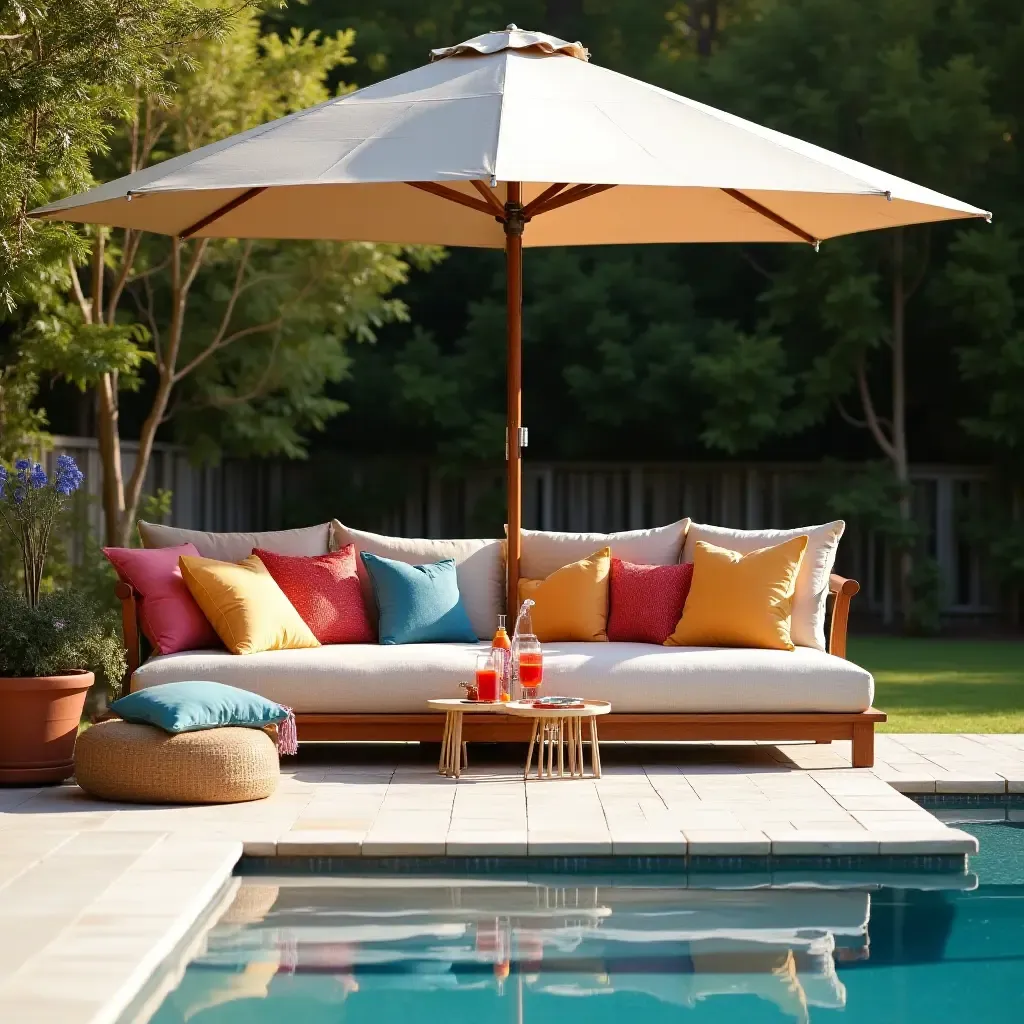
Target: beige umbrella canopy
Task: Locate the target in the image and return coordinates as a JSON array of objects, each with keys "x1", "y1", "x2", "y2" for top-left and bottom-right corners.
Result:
[{"x1": 33, "y1": 24, "x2": 991, "y2": 614}]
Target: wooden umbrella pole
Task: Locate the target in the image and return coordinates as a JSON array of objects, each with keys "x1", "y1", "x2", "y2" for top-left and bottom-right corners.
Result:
[{"x1": 505, "y1": 181, "x2": 524, "y2": 620}]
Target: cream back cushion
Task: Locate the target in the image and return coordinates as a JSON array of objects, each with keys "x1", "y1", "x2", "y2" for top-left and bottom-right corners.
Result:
[
  {"x1": 138, "y1": 521, "x2": 331, "y2": 563},
  {"x1": 682, "y1": 521, "x2": 845, "y2": 651},
  {"x1": 331, "y1": 521, "x2": 504, "y2": 640},
  {"x1": 519, "y1": 519, "x2": 690, "y2": 580}
]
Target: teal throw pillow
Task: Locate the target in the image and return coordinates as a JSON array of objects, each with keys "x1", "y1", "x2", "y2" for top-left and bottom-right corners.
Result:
[
  {"x1": 111, "y1": 681, "x2": 289, "y2": 734},
  {"x1": 360, "y1": 551, "x2": 477, "y2": 645}
]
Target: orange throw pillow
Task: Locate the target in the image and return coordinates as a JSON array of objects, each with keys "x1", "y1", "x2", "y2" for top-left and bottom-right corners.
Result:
[
  {"x1": 518, "y1": 547, "x2": 611, "y2": 642},
  {"x1": 665, "y1": 536, "x2": 808, "y2": 651}
]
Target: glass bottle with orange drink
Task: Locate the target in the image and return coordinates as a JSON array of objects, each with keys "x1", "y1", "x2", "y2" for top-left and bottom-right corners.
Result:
[{"x1": 491, "y1": 614, "x2": 512, "y2": 701}]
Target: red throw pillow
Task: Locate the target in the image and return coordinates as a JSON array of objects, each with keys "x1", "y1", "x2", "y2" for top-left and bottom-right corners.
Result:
[
  {"x1": 254, "y1": 545, "x2": 374, "y2": 644},
  {"x1": 607, "y1": 558, "x2": 694, "y2": 645},
  {"x1": 102, "y1": 543, "x2": 221, "y2": 655}
]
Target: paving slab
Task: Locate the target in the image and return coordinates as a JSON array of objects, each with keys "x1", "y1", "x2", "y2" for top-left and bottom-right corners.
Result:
[
  {"x1": 277, "y1": 830, "x2": 365, "y2": 856},
  {"x1": 934, "y1": 775, "x2": 1007, "y2": 794},
  {"x1": 878, "y1": 830, "x2": 979, "y2": 855},
  {"x1": 683, "y1": 830, "x2": 771, "y2": 855},
  {"x1": 768, "y1": 832, "x2": 881, "y2": 856},
  {"x1": 446, "y1": 831, "x2": 529, "y2": 855}
]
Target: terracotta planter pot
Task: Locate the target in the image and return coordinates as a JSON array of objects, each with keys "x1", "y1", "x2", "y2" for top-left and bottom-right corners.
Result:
[{"x1": 0, "y1": 671, "x2": 94, "y2": 785}]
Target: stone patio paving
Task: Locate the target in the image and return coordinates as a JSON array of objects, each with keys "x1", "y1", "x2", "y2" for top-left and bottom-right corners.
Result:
[{"x1": 2, "y1": 734, "x2": 1023, "y2": 1023}]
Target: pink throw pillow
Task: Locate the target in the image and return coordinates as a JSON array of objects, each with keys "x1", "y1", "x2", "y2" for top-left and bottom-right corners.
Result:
[
  {"x1": 103, "y1": 543, "x2": 221, "y2": 655},
  {"x1": 607, "y1": 558, "x2": 695, "y2": 645},
  {"x1": 254, "y1": 545, "x2": 374, "y2": 644}
]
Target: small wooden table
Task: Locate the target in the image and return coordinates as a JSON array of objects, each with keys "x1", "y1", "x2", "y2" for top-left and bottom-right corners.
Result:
[
  {"x1": 426, "y1": 698, "x2": 505, "y2": 778},
  {"x1": 501, "y1": 700, "x2": 611, "y2": 780}
]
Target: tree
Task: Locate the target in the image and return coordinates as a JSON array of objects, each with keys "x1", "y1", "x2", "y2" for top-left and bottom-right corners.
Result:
[
  {"x1": 0, "y1": 0, "x2": 234, "y2": 456},
  {"x1": 940, "y1": 2, "x2": 1024, "y2": 617},
  {"x1": 42, "y1": 7, "x2": 441, "y2": 545},
  {"x1": 670, "y1": 0, "x2": 1003, "y2": 624}
]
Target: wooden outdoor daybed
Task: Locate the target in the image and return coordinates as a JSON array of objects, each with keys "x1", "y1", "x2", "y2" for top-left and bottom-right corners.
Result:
[{"x1": 116, "y1": 572, "x2": 885, "y2": 767}]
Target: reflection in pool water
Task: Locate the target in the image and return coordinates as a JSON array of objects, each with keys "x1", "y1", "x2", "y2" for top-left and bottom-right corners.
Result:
[{"x1": 140, "y1": 816, "x2": 1024, "y2": 1024}]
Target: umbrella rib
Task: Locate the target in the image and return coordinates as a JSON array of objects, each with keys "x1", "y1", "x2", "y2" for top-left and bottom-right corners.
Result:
[
  {"x1": 520, "y1": 183, "x2": 570, "y2": 219},
  {"x1": 721, "y1": 188, "x2": 818, "y2": 246},
  {"x1": 179, "y1": 187, "x2": 268, "y2": 239},
  {"x1": 406, "y1": 181, "x2": 497, "y2": 218},
  {"x1": 529, "y1": 183, "x2": 617, "y2": 217},
  {"x1": 470, "y1": 179, "x2": 507, "y2": 217}
]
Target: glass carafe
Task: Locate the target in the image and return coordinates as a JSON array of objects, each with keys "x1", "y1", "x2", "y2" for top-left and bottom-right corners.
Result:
[{"x1": 511, "y1": 599, "x2": 539, "y2": 700}]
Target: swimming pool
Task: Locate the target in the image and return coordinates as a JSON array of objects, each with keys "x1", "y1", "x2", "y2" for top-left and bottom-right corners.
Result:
[{"x1": 137, "y1": 804, "x2": 1024, "y2": 1024}]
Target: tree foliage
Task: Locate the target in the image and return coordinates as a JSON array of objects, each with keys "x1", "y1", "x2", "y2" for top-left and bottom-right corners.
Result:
[
  {"x1": 0, "y1": 0, "x2": 229, "y2": 305},
  {"x1": 5, "y1": 3, "x2": 442, "y2": 544},
  {"x1": 0, "y1": 0, "x2": 233, "y2": 454}
]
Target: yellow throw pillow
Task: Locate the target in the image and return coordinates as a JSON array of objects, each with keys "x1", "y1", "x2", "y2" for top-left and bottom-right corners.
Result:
[
  {"x1": 665, "y1": 536, "x2": 808, "y2": 651},
  {"x1": 179, "y1": 554, "x2": 320, "y2": 655},
  {"x1": 518, "y1": 547, "x2": 611, "y2": 642}
]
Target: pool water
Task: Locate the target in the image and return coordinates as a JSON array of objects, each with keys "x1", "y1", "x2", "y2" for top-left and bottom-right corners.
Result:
[{"x1": 144, "y1": 810, "x2": 1024, "y2": 1024}]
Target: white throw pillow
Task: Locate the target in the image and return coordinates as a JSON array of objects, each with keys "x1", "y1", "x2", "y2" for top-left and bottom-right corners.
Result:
[
  {"x1": 331, "y1": 521, "x2": 504, "y2": 640},
  {"x1": 137, "y1": 521, "x2": 331, "y2": 563},
  {"x1": 681, "y1": 521, "x2": 845, "y2": 652},
  {"x1": 519, "y1": 519, "x2": 690, "y2": 579}
]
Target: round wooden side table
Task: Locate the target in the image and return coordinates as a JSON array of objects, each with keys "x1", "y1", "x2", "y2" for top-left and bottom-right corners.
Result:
[
  {"x1": 500, "y1": 700, "x2": 611, "y2": 780},
  {"x1": 426, "y1": 698, "x2": 505, "y2": 778}
]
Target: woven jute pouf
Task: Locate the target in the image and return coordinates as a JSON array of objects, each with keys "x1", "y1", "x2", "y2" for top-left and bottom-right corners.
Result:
[{"x1": 75, "y1": 720, "x2": 279, "y2": 804}]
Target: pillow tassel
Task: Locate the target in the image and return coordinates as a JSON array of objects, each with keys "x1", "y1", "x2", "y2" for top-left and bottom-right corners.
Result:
[{"x1": 277, "y1": 708, "x2": 298, "y2": 756}]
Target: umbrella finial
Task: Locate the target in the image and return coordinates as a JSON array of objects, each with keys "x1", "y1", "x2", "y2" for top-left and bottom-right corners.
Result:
[{"x1": 430, "y1": 27, "x2": 589, "y2": 62}]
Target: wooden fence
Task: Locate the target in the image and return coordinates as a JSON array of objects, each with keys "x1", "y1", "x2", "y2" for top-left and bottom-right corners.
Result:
[{"x1": 45, "y1": 435, "x2": 1011, "y2": 625}]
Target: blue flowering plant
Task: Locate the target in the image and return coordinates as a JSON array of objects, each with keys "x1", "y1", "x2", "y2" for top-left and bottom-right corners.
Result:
[
  {"x1": 0, "y1": 455, "x2": 126, "y2": 686},
  {"x1": 0, "y1": 455, "x2": 85, "y2": 608}
]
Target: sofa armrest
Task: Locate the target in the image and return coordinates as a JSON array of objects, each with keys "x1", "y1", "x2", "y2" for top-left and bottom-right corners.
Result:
[
  {"x1": 827, "y1": 574, "x2": 860, "y2": 659},
  {"x1": 115, "y1": 581, "x2": 140, "y2": 691}
]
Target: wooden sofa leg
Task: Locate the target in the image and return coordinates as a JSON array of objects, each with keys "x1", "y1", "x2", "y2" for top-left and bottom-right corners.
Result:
[
  {"x1": 115, "y1": 581, "x2": 140, "y2": 695},
  {"x1": 851, "y1": 722, "x2": 875, "y2": 768}
]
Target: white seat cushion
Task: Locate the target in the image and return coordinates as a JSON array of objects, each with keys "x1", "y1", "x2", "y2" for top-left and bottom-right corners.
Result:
[
  {"x1": 528, "y1": 643, "x2": 871, "y2": 713},
  {"x1": 132, "y1": 642, "x2": 872, "y2": 714},
  {"x1": 133, "y1": 643, "x2": 488, "y2": 713}
]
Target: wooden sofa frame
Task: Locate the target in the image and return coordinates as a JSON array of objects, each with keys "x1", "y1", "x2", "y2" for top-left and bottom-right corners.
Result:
[{"x1": 115, "y1": 573, "x2": 885, "y2": 767}]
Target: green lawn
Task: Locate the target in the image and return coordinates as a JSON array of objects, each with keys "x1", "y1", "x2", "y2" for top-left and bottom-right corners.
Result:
[{"x1": 847, "y1": 636, "x2": 1024, "y2": 733}]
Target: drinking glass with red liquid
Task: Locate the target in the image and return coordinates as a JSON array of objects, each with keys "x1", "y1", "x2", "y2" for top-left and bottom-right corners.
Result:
[
  {"x1": 474, "y1": 651, "x2": 499, "y2": 702},
  {"x1": 516, "y1": 634, "x2": 543, "y2": 700}
]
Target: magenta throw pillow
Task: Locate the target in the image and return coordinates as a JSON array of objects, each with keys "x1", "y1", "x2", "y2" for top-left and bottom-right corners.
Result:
[
  {"x1": 607, "y1": 558, "x2": 695, "y2": 645},
  {"x1": 103, "y1": 543, "x2": 221, "y2": 655},
  {"x1": 254, "y1": 545, "x2": 375, "y2": 644}
]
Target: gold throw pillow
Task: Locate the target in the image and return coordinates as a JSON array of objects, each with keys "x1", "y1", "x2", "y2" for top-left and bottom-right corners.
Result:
[
  {"x1": 179, "y1": 554, "x2": 320, "y2": 655},
  {"x1": 664, "y1": 536, "x2": 808, "y2": 651},
  {"x1": 517, "y1": 547, "x2": 611, "y2": 642}
]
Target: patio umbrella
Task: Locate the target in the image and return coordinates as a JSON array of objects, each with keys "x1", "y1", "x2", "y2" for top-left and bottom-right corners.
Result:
[{"x1": 32, "y1": 25, "x2": 991, "y2": 616}]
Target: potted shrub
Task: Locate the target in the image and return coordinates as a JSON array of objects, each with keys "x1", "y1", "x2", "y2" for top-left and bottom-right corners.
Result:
[{"x1": 0, "y1": 456, "x2": 126, "y2": 784}]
